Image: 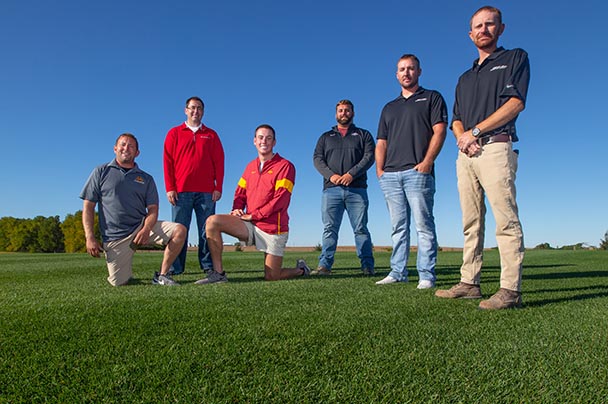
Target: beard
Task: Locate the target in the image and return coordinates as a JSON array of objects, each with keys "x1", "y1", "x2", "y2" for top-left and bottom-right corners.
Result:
[{"x1": 337, "y1": 116, "x2": 352, "y2": 126}]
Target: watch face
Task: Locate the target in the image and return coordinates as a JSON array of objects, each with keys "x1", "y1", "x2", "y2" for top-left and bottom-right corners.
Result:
[{"x1": 472, "y1": 127, "x2": 481, "y2": 137}]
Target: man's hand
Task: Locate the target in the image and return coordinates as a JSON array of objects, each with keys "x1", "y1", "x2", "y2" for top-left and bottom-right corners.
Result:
[
  {"x1": 329, "y1": 174, "x2": 341, "y2": 185},
  {"x1": 212, "y1": 190, "x2": 222, "y2": 202},
  {"x1": 414, "y1": 160, "x2": 433, "y2": 174},
  {"x1": 231, "y1": 209, "x2": 252, "y2": 221},
  {"x1": 132, "y1": 226, "x2": 151, "y2": 246},
  {"x1": 166, "y1": 191, "x2": 178, "y2": 206},
  {"x1": 86, "y1": 237, "x2": 103, "y2": 258},
  {"x1": 457, "y1": 130, "x2": 480, "y2": 156},
  {"x1": 337, "y1": 173, "x2": 353, "y2": 186}
]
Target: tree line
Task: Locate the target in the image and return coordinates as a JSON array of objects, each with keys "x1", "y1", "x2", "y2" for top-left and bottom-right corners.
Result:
[
  {"x1": 0, "y1": 212, "x2": 99, "y2": 253},
  {"x1": 1, "y1": 213, "x2": 607, "y2": 252}
]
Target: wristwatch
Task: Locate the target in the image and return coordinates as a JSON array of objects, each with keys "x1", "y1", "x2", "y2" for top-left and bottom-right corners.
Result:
[{"x1": 471, "y1": 127, "x2": 482, "y2": 137}]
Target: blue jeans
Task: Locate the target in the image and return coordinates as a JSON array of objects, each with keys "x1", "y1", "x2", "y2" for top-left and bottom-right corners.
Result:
[
  {"x1": 319, "y1": 186, "x2": 374, "y2": 270},
  {"x1": 378, "y1": 170, "x2": 437, "y2": 282},
  {"x1": 170, "y1": 192, "x2": 215, "y2": 275}
]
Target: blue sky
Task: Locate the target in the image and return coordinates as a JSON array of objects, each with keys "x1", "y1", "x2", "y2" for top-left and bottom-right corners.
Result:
[{"x1": 1, "y1": 0, "x2": 606, "y2": 249}]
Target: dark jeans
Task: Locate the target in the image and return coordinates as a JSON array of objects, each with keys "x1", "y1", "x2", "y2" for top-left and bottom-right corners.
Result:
[{"x1": 170, "y1": 192, "x2": 215, "y2": 275}]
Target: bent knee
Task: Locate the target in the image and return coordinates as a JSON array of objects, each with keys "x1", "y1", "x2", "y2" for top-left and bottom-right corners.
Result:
[{"x1": 206, "y1": 214, "x2": 220, "y2": 229}]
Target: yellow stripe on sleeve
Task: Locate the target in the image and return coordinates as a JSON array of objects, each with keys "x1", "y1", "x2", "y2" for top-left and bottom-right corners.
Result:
[
  {"x1": 238, "y1": 177, "x2": 247, "y2": 189},
  {"x1": 275, "y1": 178, "x2": 294, "y2": 193}
]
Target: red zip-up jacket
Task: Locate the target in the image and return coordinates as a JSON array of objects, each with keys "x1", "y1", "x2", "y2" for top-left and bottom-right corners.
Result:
[
  {"x1": 232, "y1": 153, "x2": 295, "y2": 234},
  {"x1": 163, "y1": 123, "x2": 225, "y2": 194}
]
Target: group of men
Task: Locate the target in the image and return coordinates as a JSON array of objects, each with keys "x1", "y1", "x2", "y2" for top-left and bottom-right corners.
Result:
[{"x1": 81, "y1": 6, "x2": 529, "y2": 310}]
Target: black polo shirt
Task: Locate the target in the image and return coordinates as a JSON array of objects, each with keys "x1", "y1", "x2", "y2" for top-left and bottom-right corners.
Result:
[
  {"x1": 313, "y1": 124, "x2": 375, "y2": 190},
  {"x1": 452, "y1": 47, "x2": 530, "y2": 142},
  {"x1": 377, "y1": 87, "x2": 448, "y2": 173}
]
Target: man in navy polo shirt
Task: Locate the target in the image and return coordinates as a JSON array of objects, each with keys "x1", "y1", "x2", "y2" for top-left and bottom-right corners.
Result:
[
  {"x1": 375, "y1": 54, "x2": 448, "y2": 289},
  {"x1": 312, "y1": 99, "x2": 375, "y2": 276},
  {"x1": 81, "y1": 133, "x2": 187, "y2": 286},
  {"x1": 435, "y1": 6, "x2": 530, "y2": 309}
]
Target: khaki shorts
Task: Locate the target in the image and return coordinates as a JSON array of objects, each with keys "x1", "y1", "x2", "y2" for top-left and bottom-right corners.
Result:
[
  {"x1": 103, "y1": 220, "x2": 180, "y2": 286},
  {"x1": 242, "y1": 221, "x2": 288, "y2": 257}
]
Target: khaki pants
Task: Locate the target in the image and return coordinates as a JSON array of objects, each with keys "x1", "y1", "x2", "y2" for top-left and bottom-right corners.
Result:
[
  {"x1": 456, "y1": 142, "x2": 524, "y2": 291},
  {"x1": 103, "y1": 220, "x2": 179, "y2": 286}
]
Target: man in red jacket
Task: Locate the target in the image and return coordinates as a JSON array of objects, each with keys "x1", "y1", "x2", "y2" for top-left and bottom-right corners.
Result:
[
  {"x1": 197, "y1": 124, "x2": 310, "y2": 283},
  {"x1": 163, "y1": 96, "x2": 225, "y2": 276}
]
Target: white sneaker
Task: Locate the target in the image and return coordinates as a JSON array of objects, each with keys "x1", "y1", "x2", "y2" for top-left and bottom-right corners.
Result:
[
  {"x1": 417, "y1": 280, "x2": 435, "y2": 289},
  {"x1": 375, "y1": 276, "x2": 399, "y2": 285}
]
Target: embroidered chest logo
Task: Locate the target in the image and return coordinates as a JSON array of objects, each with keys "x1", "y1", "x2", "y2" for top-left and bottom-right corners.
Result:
[
  {"x1": 415, "y1": 98, "x2": 427, "y2": 103},
  {"x1": 490, "y1": 65, "x2": 508, "y2": 71},
  {"x1": 134, "y1": 176, "x2": 145, "y2": 184}
]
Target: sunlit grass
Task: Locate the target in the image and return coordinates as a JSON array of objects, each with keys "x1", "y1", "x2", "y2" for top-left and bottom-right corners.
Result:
[{"x1": 1, "y1": 250, "x2": 607, "y2": 403}]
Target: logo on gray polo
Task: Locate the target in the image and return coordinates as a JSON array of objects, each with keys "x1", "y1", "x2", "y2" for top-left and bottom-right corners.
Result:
[{"x1": 490, "y1": 65, "x2": 508, "y2": 71}]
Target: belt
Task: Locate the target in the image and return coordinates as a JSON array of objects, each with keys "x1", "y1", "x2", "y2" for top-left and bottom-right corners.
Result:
[{"x1": 478, "y1": 133, "x2": 511, "y2": 146}]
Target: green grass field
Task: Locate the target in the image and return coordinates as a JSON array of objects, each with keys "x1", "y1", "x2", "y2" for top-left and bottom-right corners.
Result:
[{"x1": 1, "y1": 249, "x2": 607, "y2": 403}]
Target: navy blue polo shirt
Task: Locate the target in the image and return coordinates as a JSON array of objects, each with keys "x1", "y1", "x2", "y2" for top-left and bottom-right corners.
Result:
[
  {"x1": 313, "y1": 124, "x2": 375, "y2": 190},
  {"x1": 452, "y1": 47, "x2": 530, "y2": 142},
  {"x1": 377, "y1": 87, "x2": 448, "y2": 172},
  {"x1": 80, "y1": 159, "x2": 159, "y2": 242}
]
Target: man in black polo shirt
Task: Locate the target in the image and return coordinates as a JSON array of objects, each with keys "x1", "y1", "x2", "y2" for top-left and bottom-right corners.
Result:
[
  {"x1": 375, "y1": 54, "x2": 448, "y2": 289},
  {"x1": 312, "y1": 99, "x2": 375, "y2": 276},
  {"x1": 435, "y1": 6, "x2": 530, "y2": 309}
]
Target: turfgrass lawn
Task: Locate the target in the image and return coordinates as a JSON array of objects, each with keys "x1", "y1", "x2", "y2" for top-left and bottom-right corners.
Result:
[{"x1": 1, "y1": 249, "x2": 607, "y2": 403}]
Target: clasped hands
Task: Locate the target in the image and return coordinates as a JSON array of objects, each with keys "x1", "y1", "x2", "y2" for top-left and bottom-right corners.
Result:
[
  {"x1": 457, "y1": 131, "x2": 481, "y2": 157},
  {"x1": 329, "y1": 173, "x2": 354, "y2": 186}
]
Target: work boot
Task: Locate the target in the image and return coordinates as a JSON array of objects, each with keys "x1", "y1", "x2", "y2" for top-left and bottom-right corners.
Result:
[
  {"x1": 435, "y1": 282, "x2": 482, "y2": 299},
  {"x1": 478, "y1": 288, "x2": 522, "y2": 310}
]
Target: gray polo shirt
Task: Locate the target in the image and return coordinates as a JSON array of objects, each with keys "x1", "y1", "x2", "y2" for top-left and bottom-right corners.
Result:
[
  {"x1": 80, "y1": 159, "x2": 159, "y2": 242},
  {"x1": 377, "y1": 87, "x2": 448, "y2": 173}
]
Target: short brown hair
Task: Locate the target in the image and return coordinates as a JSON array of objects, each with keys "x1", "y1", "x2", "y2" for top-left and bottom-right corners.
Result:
[
  {"x1": 470, "y1": 6, "x2": 502, "y2": 28},
  {"x1": 115, "y1": 133, "x2": 139, "y2": 150},
  {"x1": 336, "y1": 99, "x2": 354, "y2": 112},
  {"x1": 398, "y1": 54, "x2": 421, "y2": 69}
]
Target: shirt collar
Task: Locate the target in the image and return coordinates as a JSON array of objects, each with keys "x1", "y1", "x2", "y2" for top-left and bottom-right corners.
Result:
[
  {"x1": 398, "y1": 86, "x2": 426, "y2": 101},
  {"x1": 473, "y1": 46, "x2": 506, "y2": 68},
  {"x1": 109, "y1": 159, "x2": 141, "y2": 173}
]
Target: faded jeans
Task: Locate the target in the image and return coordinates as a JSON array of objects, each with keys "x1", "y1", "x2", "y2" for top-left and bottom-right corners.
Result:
[
  {"x1": 378, "y1": 169, "x2": 437, "y2": 282},
  {"x1": 319, "y1": 186, "x2": 374, "y2": 270}
]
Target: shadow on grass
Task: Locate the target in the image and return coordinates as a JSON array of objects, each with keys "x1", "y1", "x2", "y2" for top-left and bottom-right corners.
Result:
[
  {"x1": 525, "y1": 289, "x2": 608, "y2": 308},
  {"x1": 524, "y1": 270, "x2": 608, "y2": 280}
]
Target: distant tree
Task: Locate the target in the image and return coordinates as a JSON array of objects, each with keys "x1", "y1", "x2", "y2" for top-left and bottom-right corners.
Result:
[
  {"x1": 36, "y1": 216, "x2": 64, "y2": 253},
  {"x1": 0, "y1": 217, "x2": 15, "y2": 251},
  {"x1": 600, "y1": 231, "x2": 608, "y2": 250},
  {"x1": 0, "y1": 216, "x2": 66, "y2": 252},
  {"x1": 62, "y1": 210, "x2": 99, "y2": 253},
  {"x1": 534, "y1": 242, "x2": 553, "y2": 250}
]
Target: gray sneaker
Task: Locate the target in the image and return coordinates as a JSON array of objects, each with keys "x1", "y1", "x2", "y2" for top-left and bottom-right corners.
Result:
[
  {"x1": 296, "y1": 259, "x2": 311, "y2": 276},
  {"x1": 153, "y1": 272, "x2": 179, "y2": 286},
  {"x1": 194, "y1": 270, "x2": 228, "y2": 285}
]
